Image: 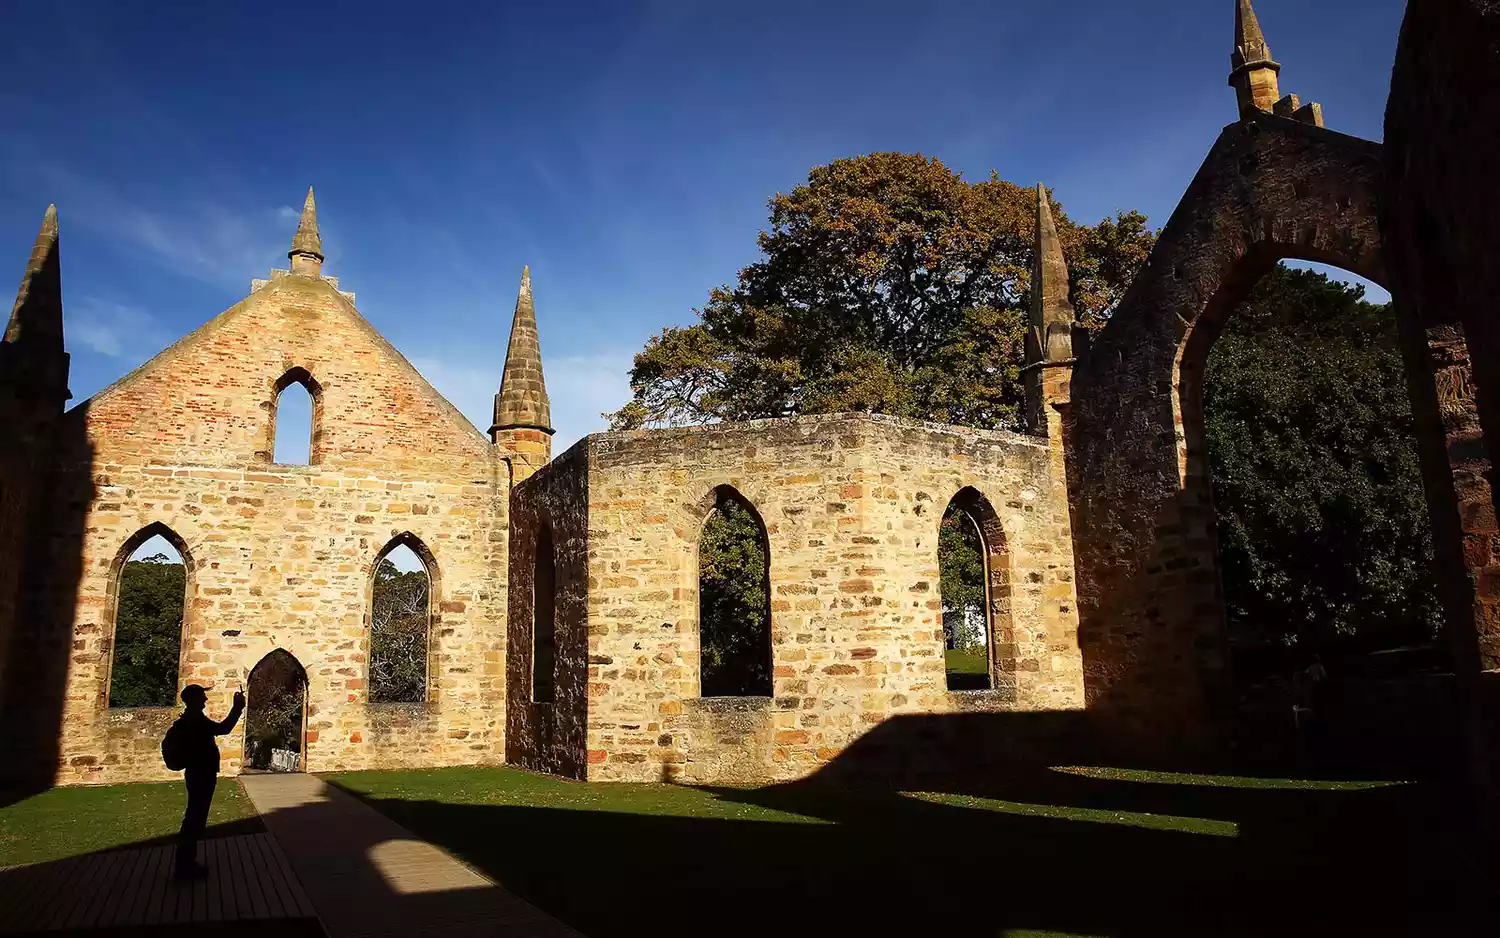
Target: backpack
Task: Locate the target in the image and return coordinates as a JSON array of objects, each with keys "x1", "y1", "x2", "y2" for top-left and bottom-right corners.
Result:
[{"x1": 162, "y1": 717, "x2": 189, "y2": 771}]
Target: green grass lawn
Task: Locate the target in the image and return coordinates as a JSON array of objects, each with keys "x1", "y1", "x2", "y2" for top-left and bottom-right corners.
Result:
[
  {"x1": 0, "y1": 778, "x2": 259, "y2": 868},
  {"x1": 945, "y1": 646, "x2": 989, "y2": 690},
  {"x1": 944, "y1": 646, "x2": 988, "y2": 673},
  {"x1": 328, "y1": 764, "x2": 1492, "y2": 938}
]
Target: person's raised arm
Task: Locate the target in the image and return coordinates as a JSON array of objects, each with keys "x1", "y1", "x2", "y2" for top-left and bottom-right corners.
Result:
[{"x1": 213, "y1": 689, "x2": 246, "y2": 735}]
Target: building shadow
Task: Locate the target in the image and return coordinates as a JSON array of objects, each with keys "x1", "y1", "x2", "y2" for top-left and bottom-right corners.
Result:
[
  {"x1": 320, "y1": 750, "x2": 1492, "y2": 938},
  {"x1": 0, "y1": 733, "x2": 1493, "y2": 938},
  {"x1": 0, "y1": 400, "x2": 93, "y2": 809}
]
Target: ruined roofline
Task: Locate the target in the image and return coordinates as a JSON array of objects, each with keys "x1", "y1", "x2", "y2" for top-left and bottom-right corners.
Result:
[
  {"x1": 1092, "y1": 109, "x2": 1382, "y2": 348},
  {"x1": 69, "y1": 275, "x2": 492, "y2": 448},
  {"x1": 581, "y1": 410, "x2": 1049, "y2": 451}
]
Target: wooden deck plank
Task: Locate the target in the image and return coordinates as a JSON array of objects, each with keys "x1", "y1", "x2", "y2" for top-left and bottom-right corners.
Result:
[
  {"x1": 260, "y1": 829, "x2": 317, "y2": 918},
  {"x1": 224, "y1": 833, "x2": 255, "y2": 919},
  {"x1": 247, "y1": 833, "x2": 283, "y2": 918},
  {"x1": 84, "y1": 849, "x2": 131, "y2": 929},
  {"x1": 215, "y1": 837, "x2": 240, "y2": 921},
  {"x1": 93, "y1": 845, "x2": 145, "y2": 927},
  {"x1": 67, "y1": 848, "x2": 116, "y2": 929},
  {"x1": 82, "y1": 850, "x2": 124, "y2": 929},
  {"x1": 28, "y1": 857, "x2": 85, "y2": 930},
  {"x1": 191, "y1": 843, "x2": 210, "y2": 923},
  {"x1": 144, "y1": 845, "x2": 175, "y2": 926},
  {"x1": 61, "y1": 849, "x2": 115, "y2": 929},
  {"x1": 246, "y1": 834, "x2": 289, "y2": 912},
  {"x1": 116, "y1": 845, "x2": 156, "y2": 923},
  {"x1": 234, "y1": 832, "x2": 272, "y2": 919},
  {"x1": 0, "y1": 857, "x2": 49, "y2": 930},
  {"x1": 120, "y1": 845, "x2": 165, "y2": 926},
  {"x1": 204, "y1": 837, "x2": 225, "y2": 921},
  {"x1": 240, "y1": 833, "x2": 280, "y2": 918},
  {"x1": 180, "y1": 849, "x2": 201, "y2": 923},
  {"x1": 250, "y1": 828, "x2": 297, "y2": 918},
  {"x1": 220, "y1": 836, "x2": 242, "y2": 920},
  {"x1": 0, "y1": 856, "x2": 48, "y2": 929},
  {"x1": 225, "y1": 830, "x2": 255, "y2": 920}
]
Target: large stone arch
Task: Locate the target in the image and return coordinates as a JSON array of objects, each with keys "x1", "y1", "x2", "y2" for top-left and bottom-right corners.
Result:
[{"x1": 1066, "y1": 112, "x2": 1397, "y2": 747}]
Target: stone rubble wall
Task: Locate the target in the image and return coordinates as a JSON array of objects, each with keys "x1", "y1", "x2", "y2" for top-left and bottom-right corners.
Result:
[
  {"x1": 21, "y1": 275, "x2": 509, "y2": 786},
  {"x1": 1067, "y1": 113, "x2": 1386, "y2": 753},
  {"x1": 575, "y1": 413, "x2": 1084, "y2": 783}
]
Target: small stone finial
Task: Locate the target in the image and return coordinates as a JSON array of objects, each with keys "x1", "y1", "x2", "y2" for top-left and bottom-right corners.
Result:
[
  {"x1": 1229, "y1": 0, "x2": 1282, "y2": 118},
  {"x1": 1028, "y1": 185, "x2": 1074, "y2": 366},
  {"x1": 2, "y1": 203, "x2": 71, "y2": 404},
  {"x1": 491, "y1": 265, "x2": 553, "y2": 438},
  {"x1": 288, "y1": 186, "x2": 323, "y2": 277}
]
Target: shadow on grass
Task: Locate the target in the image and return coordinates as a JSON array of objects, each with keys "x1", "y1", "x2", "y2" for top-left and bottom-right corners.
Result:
[{"x1": 328, "y1": 761, "x2": 1491, "y2": 938}]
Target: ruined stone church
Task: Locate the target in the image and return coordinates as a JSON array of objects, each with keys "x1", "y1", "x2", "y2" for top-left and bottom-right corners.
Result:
[{"x1": 1, "y1": 2, "x2": 1497, "y2": 819}]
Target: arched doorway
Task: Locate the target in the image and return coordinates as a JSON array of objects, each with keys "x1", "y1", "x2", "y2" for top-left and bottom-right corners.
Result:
[
  {"x1": 1068, "y1": 113, "x2": 1481, "y2": 759},
  {"x1": 244, "y1": 649, "x2": 308, "y2": 773}
]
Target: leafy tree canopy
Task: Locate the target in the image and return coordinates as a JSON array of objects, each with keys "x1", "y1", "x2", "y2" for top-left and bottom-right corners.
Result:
[
  {"x1": 698, "y1": 495, "x2": 772, "y2": 697},
  {"x1": 370, "y1": 558, "x2": 429, "y2": 703},
  {"x1": 611, "y1": 152, "x2": 1153, "y2": 432},
  {"x1": 1206, "y1": 266, "x2": 1442, "y2": 664},
  {"x1": 108, "y1": 554, "x2": 184, "y2": 709},
  {"x1": 939, "y1": 507, "x2": 985, "y2": 617}
]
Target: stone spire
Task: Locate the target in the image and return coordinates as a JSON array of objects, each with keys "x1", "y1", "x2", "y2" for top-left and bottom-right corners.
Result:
[
  {"x1": 1023, "y1": 186, "x2": 1074, "y2": 437},
  {"x1": 288, "y1": 186, "x2": 324, "y2": 277},
  {"x1": 0, "y1": 204, "x2": 70, "y2": 408},
  {"x1": 491, "y1": 267, "x2": 553, "y2": 477},
  {"x1": 1229, "y1": 0, "x2": 1282, "y2": 118},
  {"x1": 1028, "y1": 185, "x2": 1074, "y2": 366}
]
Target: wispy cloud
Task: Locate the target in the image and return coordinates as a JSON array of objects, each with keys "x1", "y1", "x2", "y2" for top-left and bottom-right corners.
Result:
[
  {"x1": 409, "y1": 350, "x2": 633, "y2": 452},
  {"x1": 66, "y1": 296, "x2": 170, "y2": 361},
  {"x1": 19, "y1": 164, "x2": 288, "y2": 289}
]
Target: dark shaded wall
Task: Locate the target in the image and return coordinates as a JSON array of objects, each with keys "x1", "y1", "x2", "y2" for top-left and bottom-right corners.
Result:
[
  {"x1": 1067, "y1": 114, "x2": 1390, "y2": 753},
  {"x1": 0, "y1": 405, "x2": 91, "y2": 794},
  {"x1": 1382, "y1": 0, "x2": 1500, "y2": 832},
  {"x1": 505, "y1": 442, "x2": 590, "y2": 779}
]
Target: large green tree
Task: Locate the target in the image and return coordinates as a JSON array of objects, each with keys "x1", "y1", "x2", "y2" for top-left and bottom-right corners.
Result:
[
  {"x1": 610, "y1": 152, "x2": 1153, "y2": 432},
  {"x1": 1206, "y1": 266, "x2": 1442, "y2": 663},
  {"x1": 645, "y1": 153, "x2": 1152, "y2": 689},
  {"x1": 631, "y1": 153, "x2": 1438, "y2": 680},
  {"x1": 108, "y1": 554, "x2": 185, "y2": 709}
]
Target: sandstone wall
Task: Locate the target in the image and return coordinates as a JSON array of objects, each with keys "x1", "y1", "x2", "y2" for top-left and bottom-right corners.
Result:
[
  {"x1": 15, "y1": 274, "x2": 509, "y2": 785},
  {"x1": 573, "y1": 413, "x2": 1083, "y2": 784}
]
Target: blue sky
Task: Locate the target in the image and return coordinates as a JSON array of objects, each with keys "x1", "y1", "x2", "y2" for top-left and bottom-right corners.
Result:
[{"x1": 0, "y1": 0, "x2": 1407, "y2": 451}]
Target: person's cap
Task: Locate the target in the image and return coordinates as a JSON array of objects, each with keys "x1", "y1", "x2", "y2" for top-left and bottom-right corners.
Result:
[{"x1": 180, "y1": 684, "x2": 208, "y2": 704}]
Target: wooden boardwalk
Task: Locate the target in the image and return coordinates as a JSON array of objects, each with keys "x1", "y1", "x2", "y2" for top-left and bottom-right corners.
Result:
[
  {"x1": 239, "y1": 773, "x2": 580, "y2": 938},
  {"x1": 0, "y1": 831, "x2": 322, "y2": 934}
]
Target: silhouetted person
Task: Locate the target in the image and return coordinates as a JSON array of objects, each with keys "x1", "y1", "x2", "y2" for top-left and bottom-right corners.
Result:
[{"x1": 164, "y1": 683, "x2": 244, "y2": 878}]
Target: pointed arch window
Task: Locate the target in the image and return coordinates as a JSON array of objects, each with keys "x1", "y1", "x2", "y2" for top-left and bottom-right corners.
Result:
[
  {"x1": 369, "y1": 534, "x2": 434, "y2": 704},
  {"x1": 938, "y1": 487, "x2": 1011, "y2": 692},
  {"x1": 269, "y1": 368, "x2": 323, "y2": 466},
  {"x1": 108, "y1": 524, "x2": 190, "y2": 708},
  {"x1": 697, "y1": 486, "x2": 772, "y2": 698}
]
